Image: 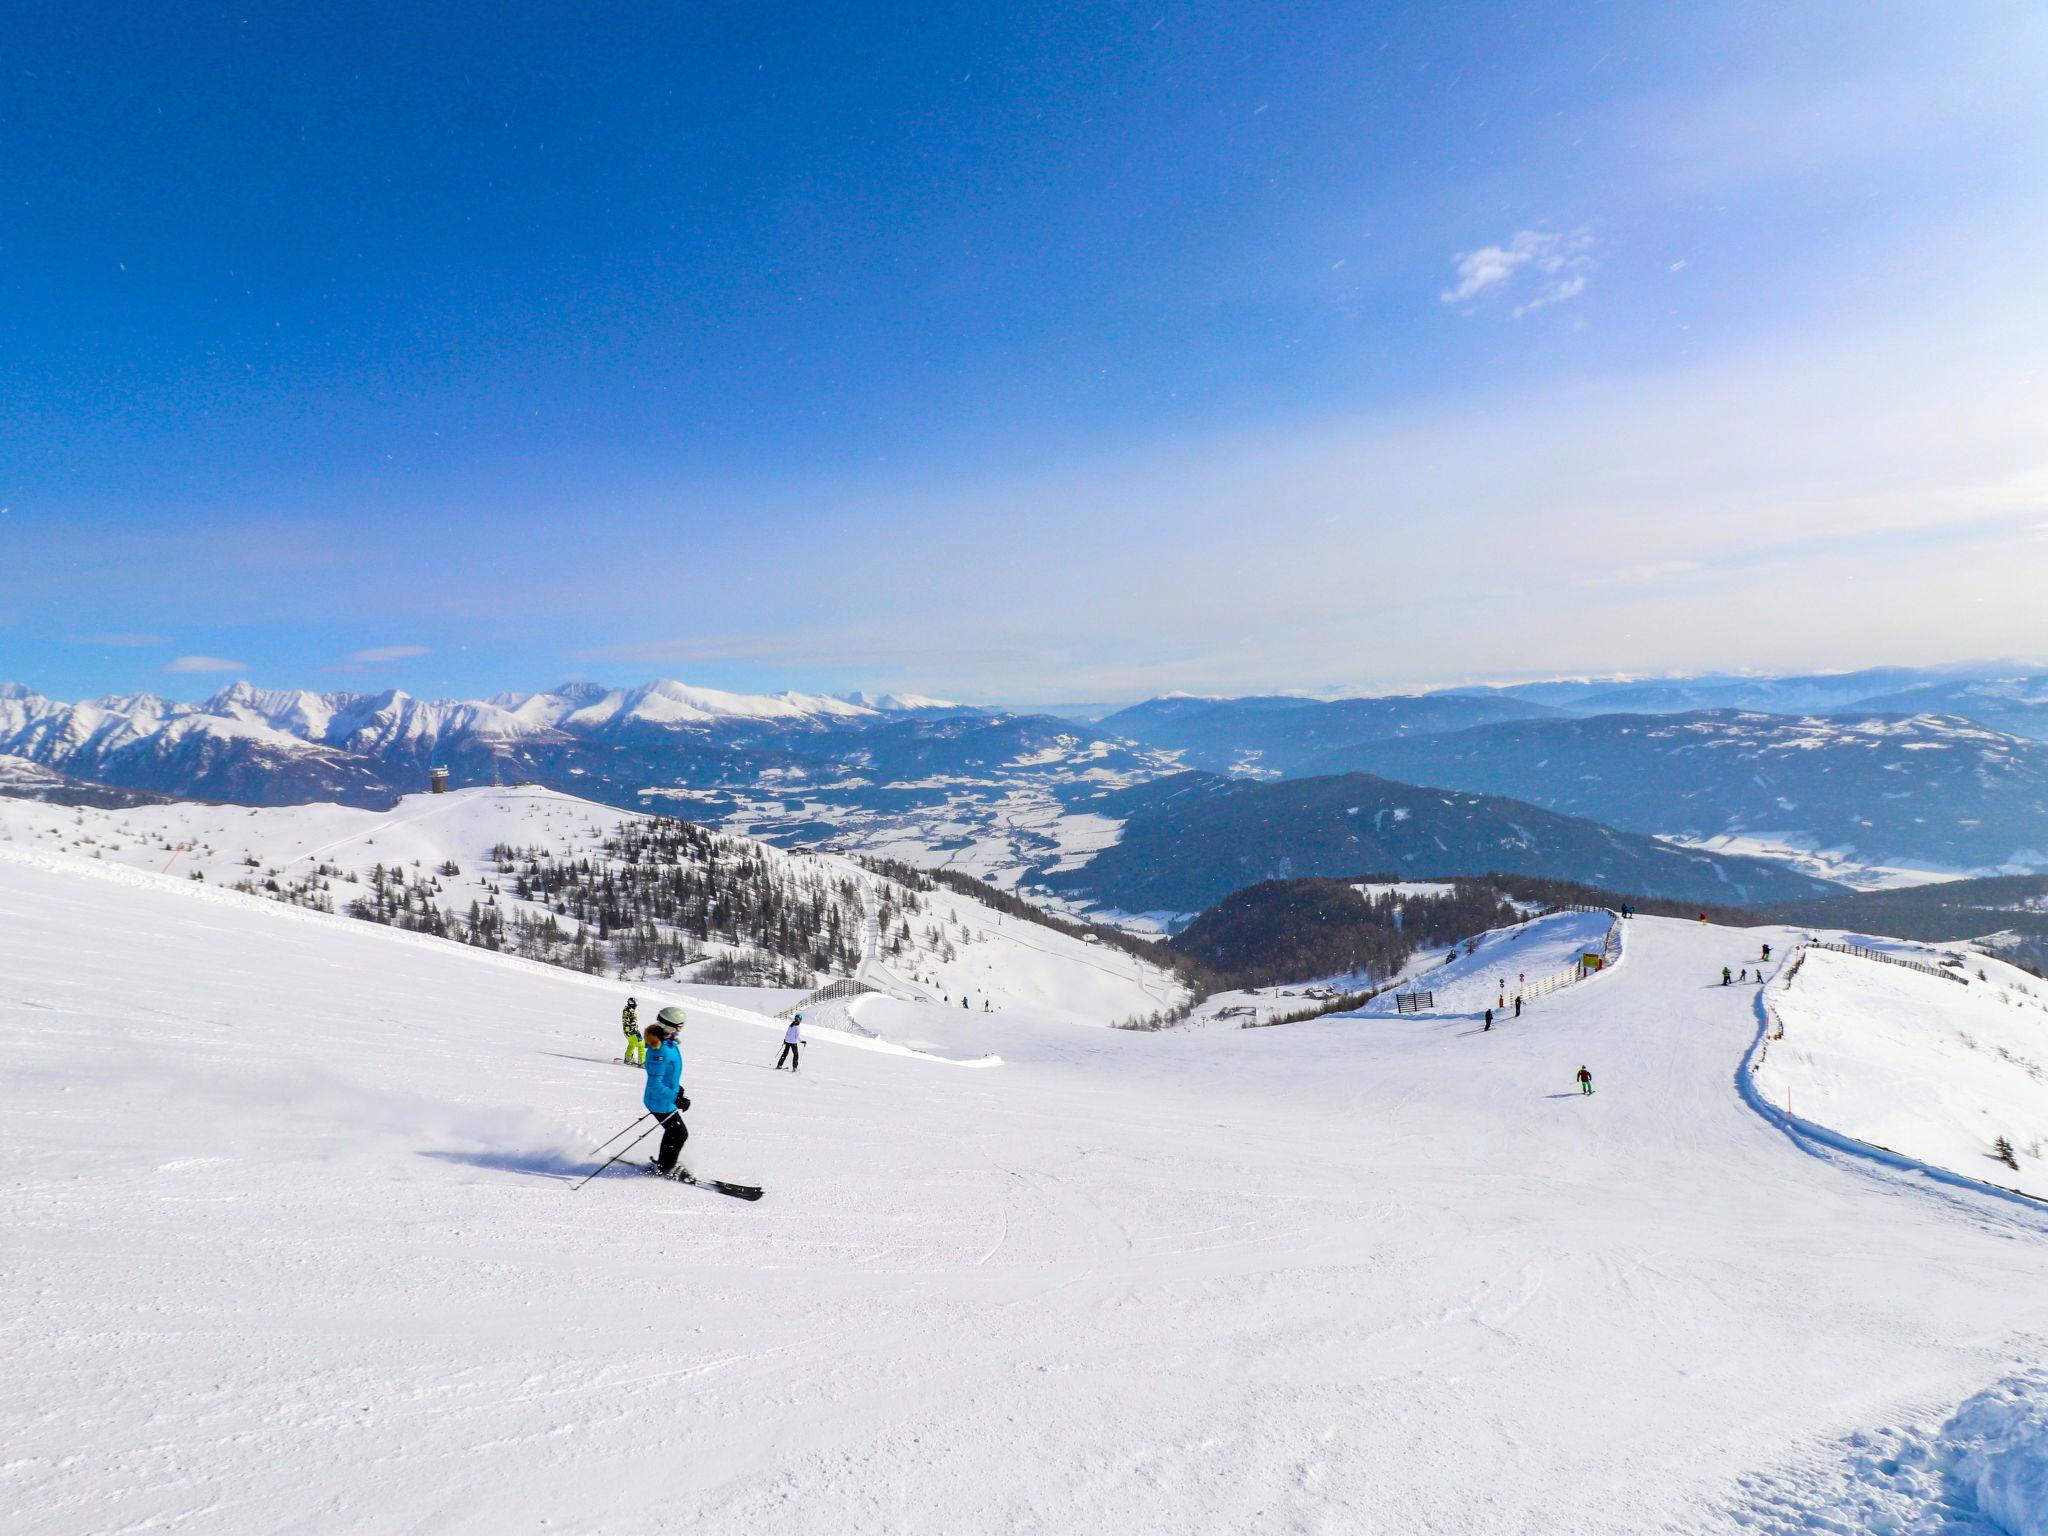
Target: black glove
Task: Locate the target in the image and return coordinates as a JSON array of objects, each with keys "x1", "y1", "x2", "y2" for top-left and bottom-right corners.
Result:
[{"x1": 676, "y1": 1096, "x2": 691, "y2": 1113}]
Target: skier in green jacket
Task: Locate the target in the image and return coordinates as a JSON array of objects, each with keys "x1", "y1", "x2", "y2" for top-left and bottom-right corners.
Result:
[{"x1": 621, "y1": 997, "x2": 645, "y2": 1067}]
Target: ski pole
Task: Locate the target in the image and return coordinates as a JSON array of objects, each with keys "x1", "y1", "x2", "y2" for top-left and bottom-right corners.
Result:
[
  {"x1": 571, "y1": 1120, "x2": 661, "y2": 1191},
  {"x1": 584, "y1": 1112, "x2": 650, "y2": 1162}
]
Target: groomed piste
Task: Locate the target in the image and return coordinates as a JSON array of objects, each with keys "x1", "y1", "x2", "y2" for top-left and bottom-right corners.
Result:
[{"x1": 5, "y1": 843, "x2": 2048, "y2": 1534}]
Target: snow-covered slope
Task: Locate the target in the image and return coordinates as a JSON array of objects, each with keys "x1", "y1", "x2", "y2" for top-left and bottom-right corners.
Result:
[
  {"x1": 1350, "y1": 906, "x2": 1618, "y2": 1016},
  {"x1": 1759, "y1": 942, "x2": 2048, "y2": 1199},
  {"x1": 7, "y1": 845, "x2": 2048, "y2": 1532},
  {"x1": 857, "y1": 871, "x2": 1186, "y2": 1026},
  {"x1": 0, "y1": 780, "x2": 605, "y2": 883},
  {"x1": 0, "y1": 785, "x2": 1187, "y2": 1028}
]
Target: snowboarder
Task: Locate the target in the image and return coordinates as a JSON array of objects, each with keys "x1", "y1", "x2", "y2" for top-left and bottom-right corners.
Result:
[
  {"x1": 641, "y1": 1009, "x2": 690, "y2": 1178},
  {"x1": 1722, "y1": 966, "x2": 1732, "y2": 986},
  {"x1": 621, "y1": 997, "x2": 644, "y2": 1067},
  {"x1": 1761, "y1": 942, "x2": 1772, "y2": 962},
  {"x1": 1483, "y1": 1007, "x2": 1494, "y2": 1031},
  {"x1": 1576, "y1": 1066, "x2": 1594, "y2": 1095},
  {"x1": 776, "y1": 1013, "x2": 802, "y2": 1072}
]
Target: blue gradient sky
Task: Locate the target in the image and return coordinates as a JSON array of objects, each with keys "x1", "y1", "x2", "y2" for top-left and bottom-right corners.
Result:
[{"x1": 5, "y1": 1, "x2": 2046, "y2": 704}]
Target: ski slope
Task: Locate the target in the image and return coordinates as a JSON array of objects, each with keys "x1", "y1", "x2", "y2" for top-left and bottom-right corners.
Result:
[
  {"x1": 6, "y1": 845, "x2": 2048, "y2": 1533},
  {"x1": 1352, "y1": 907, "x2": 1618, "y2": 1018},
  {"x1": 1759, "y1": 943, "x2": 2048, "y2": 1200}
]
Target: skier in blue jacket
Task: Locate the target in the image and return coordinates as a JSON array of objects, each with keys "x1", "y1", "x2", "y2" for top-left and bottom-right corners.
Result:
[{"x1": 641, "y1": 1008, "x2": 690, "y2": 1177}]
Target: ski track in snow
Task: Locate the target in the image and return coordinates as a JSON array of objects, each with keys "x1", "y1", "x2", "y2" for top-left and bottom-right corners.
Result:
[{"x1": 4, "y1": 843, "x2": 2048, "y2": 1532}]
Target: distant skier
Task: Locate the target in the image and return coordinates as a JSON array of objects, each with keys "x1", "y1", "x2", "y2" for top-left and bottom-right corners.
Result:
[
  {"x1": 621, "y1": 997, "x2": 644, "y2": 1068},
  {"x1": 1483, "y1": 1007, "x2": 1494, "y2": 1032},
  {"x1": 641, "y1": 1010, "x2": 690, "y2": 1179},
  {"x1": 1722, "y1": 966, "x2": 1732, "y2": 986},
  {"x1": 1761, "y1": 942, "x2": 1772, "y2": 962},
  {"x1": 1577, "y1": 1066, "x2": 1594, "y2": 1095},
  {"x1": 776, "y1": 1013, "x2": 802, "y2": 1072},
  {"x1": 962, "y1": 995, "x2": 969, "y2": 1010},
  {"x1": 1739, "y1": 967, "x2": 1748, "y2": 982},
  {"x1": 1514, "y1": 995, "x2": 1522, "y2": 1018}
]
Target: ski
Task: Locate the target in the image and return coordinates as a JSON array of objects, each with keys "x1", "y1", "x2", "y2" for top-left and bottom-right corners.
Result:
[
  {"x1": 644, "y1": 1161, "x2": 763, "y2": 1200},
  {"x1": 680, "y1": 1173, "x2": 764, "y2": 1201}
]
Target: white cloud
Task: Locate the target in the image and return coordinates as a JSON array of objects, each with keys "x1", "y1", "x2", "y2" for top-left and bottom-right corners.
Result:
[
  {"x1": 1442, "y1": 229, "x2": 1596, "y2": 313},
  {"x1": 346, "y1": 644, "x2": 431, "y2": 663},
  {"x1": 1515, "y1": 273, "x2": 1586, "y2": 317},
  {"x1": 162, "y1": 655, "x2": 247, "y2": 674}
]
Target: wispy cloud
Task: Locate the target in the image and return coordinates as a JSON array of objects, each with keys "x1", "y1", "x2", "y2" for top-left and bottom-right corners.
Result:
[
  {"x1": 1442, "y1": 229, "x2": 1596, "y2": 314},
  {"x1": 1573, "y1": 559, "x2": 1702, "y2": 591},
  {"x1": 162, "y1": 655, "x2": 247, "y2": 674},
  {"x1": 73, "y1": 632, "x2": 167, "y2": 648},
  {"x1": 346, "y1": 644, "x2": 430, "y2": 664}
]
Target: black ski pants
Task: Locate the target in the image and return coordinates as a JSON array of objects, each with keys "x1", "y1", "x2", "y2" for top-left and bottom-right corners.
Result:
[
  {"x1": 777, "y1": 1042, "x2": 799, "y2": 1071},
  {"x1": 655, "y1": 1110, "x2": 689, "y2": 1172}
]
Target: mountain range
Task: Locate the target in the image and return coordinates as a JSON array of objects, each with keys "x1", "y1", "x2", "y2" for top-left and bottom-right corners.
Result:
[
  {"x1": 1040, "y1": 770, "x2": 1839, "y2": 912},
  {"x1": 1095, "y1": 676, "x2": 2048, "y2": 874},
  {"x1": 1452, "y1": 666, "x2": 2048, "y2": 736},
  {"x1": 1289, "y1": 710, "x2": 2048, "y2": 872},
  {"x1": 0, "y1": 679, "x2": 982, "y2": 807},
  {"x1": 10, "y1": 665, "x2": 2048, "y2": 914},
  {"x1": 1096, "y1": 692, "x2": 1555, "y2": 774}
]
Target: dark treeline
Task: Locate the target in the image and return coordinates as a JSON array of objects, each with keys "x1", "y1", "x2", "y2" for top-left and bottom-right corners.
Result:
[
  {"x1": 222, "y1": 813, "x2": 866, "y2": 986},
  {"x1": 496, "y1": 817, "x2": 863, "y2": 981},
  {"x1": 1474, "y1": 874, "x2": 1747, "y2": 925},
  {"x1": 1169, "y1": 877, "x2": 1523, "y2": 990}
]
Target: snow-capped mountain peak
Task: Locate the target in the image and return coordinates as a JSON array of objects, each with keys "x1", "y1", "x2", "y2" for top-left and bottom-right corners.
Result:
[
  {"x1": 837, "y1": 690, "x2": 962, "y2": 712},
  {"x1": 562, "y1": 678, "x2": 881, "y2": 730}
]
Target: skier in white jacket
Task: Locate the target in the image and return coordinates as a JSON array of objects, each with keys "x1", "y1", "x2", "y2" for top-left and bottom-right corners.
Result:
[{"x1": 776, "y1": 1013, "x2": 803, "y2": 1073}]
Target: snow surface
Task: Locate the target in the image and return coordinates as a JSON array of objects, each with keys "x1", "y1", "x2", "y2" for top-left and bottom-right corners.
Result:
[
  {"x1": 854, "y1": 872, "x2": 1186, "y2": 1028},
  {"x1": 1760, "y1": 943, "x2": 2048, "y2": 1199},
  {"x1": 1350, "y1": 908, "x2": 1617, "y2": 1016},
  {"x1": 0, "y1": 784, "x2": 1186, "y2": 1033},
  {"x1": 7, "y1": 849, "x2": 2048, "y2": 1532}
]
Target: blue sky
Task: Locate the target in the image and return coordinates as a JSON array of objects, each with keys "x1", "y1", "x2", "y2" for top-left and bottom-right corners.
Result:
[{"x1": 5, "y1": 1, "x2": 2046, "y2": 704}]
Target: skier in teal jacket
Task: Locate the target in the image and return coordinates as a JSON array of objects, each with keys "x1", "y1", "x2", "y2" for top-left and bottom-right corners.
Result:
[{"x1": 641, "y1": 1009, "x2": 690, "y2": 1175}]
